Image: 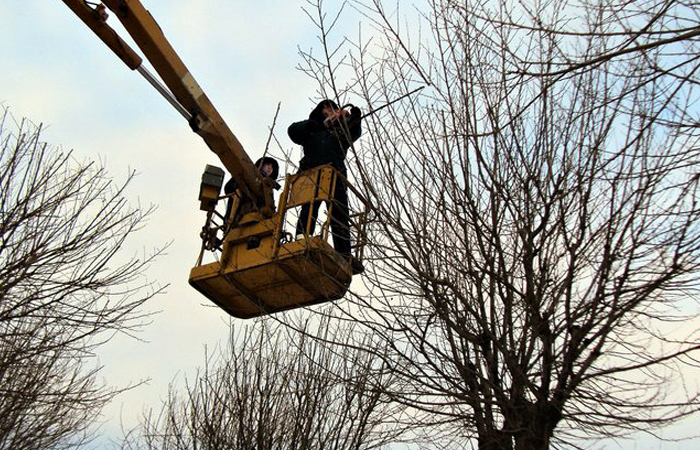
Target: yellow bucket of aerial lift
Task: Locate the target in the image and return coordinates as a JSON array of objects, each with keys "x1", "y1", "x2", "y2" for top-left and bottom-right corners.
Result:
[{"x1": 189, "y1": 165, "x2": 367, "y2": 319}]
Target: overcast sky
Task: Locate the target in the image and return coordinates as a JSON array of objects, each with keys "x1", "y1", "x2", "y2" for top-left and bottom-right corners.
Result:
[
  {"x1": 0, "y1": 0, "x2": 332, "y2": 444},
  {"x1": 1, "y1": 1, "x2": 699, "y2": 449}
]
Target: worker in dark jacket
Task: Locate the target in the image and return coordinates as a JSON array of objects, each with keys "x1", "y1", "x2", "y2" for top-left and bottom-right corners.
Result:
[
  {"x1": 288, "y1": 99, "x2": 362, "y2": 270},
  {"x1": 224, "y1": 156, "x2": 279, "y2": 226}
]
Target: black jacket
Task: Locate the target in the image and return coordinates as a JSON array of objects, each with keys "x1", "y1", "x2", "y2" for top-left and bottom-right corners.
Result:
[{"x1": 288, "y1": 102, "x2": 362, "y2": 172}]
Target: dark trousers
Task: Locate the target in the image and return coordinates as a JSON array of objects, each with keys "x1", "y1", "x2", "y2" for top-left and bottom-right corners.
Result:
[{"x1": 296, "y1": 179, "x2": 351, "y2": 257}]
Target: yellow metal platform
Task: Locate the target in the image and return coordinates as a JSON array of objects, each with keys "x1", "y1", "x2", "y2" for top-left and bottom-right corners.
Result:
[{"x1": 189, "y1": 237, "x2": 352, "y2": 318}]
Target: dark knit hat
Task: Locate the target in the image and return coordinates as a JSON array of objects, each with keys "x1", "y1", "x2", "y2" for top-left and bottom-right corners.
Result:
[
  {"x1": 254, "y1": 156, "x2": 279, "y2": 180},
  {"x1": 309, "y1": 99, "x2": 339, "y2": 123}
]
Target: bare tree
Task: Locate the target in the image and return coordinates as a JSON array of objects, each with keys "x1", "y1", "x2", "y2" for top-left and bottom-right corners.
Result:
[
  {"x1": 501, "y1": 0, "x2": 700, "y2": 131},
  {"x1": 294, "y1": 0, "x2": 700, "y2": 449},
  {"x1": 123, "y1": 318, "x2": 403, "y2": 450},
  {"x1": 0, "y1": 109, "x2": 162, "y2": 450}
]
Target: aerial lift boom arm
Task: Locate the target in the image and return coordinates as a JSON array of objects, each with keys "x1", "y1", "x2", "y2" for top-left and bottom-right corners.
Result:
[
  {"x1": 61, "y1": 0, "x2": 270, "y2": 206},
  {"x1": 61, "y1": 0, "x2": 371, "y2": 319}
]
